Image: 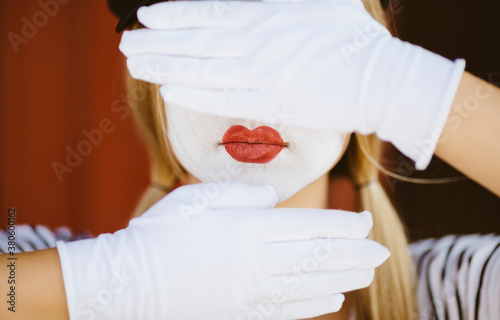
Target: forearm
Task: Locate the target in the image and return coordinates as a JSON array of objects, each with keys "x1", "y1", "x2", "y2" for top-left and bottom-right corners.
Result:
[
  {"x1": 1, "y1": 248, "x2": 69, "y2": 319},
  {"x1": 436, "y1": 71, "x2": 500, "y2": 196}
]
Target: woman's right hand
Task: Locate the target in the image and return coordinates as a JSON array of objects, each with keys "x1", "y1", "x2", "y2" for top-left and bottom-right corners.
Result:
[
  {"x1": 57, "y1": 182, "x2": 389, "y2": 320},
  {"x1": 120, "y1": 0, "x2": 466, "y2": 171}
]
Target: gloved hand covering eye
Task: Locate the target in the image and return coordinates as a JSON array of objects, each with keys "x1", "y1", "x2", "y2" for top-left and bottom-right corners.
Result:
[
  {"x1": 119, "y1": 0, "x2": 466, "y2": 170},
  {"x1": 57, "y1": 182, "x2": 389, "y2": 319}
]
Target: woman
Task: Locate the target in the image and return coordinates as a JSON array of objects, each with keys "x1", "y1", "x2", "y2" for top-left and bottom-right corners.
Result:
[
  {"x1": 117, "y1": 0, "x2": 500, "y2": 318},
  {"x1": 109, "y1": 0, "x2": 500, "y2": 318},
  {"x1": 1, "y1": 0, "x2": 499, "y2": 319}
]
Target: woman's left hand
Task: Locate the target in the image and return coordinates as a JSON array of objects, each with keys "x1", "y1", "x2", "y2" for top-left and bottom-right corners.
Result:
[
  {"x1": 57, "y1": 182, "x2": 389, "y2": 319},
  {"x1": 119, "y1": 0, "x2": 465, "y2": 170}
]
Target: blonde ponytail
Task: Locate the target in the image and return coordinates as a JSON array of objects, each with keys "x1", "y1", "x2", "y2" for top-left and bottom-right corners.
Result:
[{"x1": 349, "y1": 134, "x2": 417, "y2": 320}]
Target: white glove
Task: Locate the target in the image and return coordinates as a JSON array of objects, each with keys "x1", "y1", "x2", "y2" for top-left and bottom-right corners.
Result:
[
  {"x1": 119, "y1": 0, "x2": 466, "y2": 170},
  {"x1": 57, "y1": 182, "x2": 389, "y2": 320}
]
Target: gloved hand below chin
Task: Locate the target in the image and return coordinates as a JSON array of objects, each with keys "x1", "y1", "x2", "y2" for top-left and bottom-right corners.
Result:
[
  {"x1": 119, "y1": 0, "x2": 465, "y2": 170},
  {"x1": 56, "y1": 182, "x2": 389, "y2": 320}
]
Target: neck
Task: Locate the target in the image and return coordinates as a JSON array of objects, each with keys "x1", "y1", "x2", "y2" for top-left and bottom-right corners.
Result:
[{"x1": 276, "y1": 173, "x2": 330, "y2": 209}]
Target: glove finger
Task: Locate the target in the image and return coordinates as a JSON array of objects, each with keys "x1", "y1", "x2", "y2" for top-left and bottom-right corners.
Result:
[
  {"x1": 251, "y1": 209, "x2": 373, "y2": 242},
  {"x1": 137, "y1": 1, "x2": 249, "y2": 30},
  {"x1": 119, "y1": 28, "x2": 245, "y2": 58},
  {"x1": 261, "y1": 269, "x2": 374, "y2": 302},
  {"x1": 248, "y1": 294, "x2": 344, "y2": 320},
  {"x1": 126, "y1": 54, "x2": 255, "y2": 89},
  {"x1": 164, "y1": 182, "x2": 278, "y2": 211},
  {"x1": 264, "y1": 238, "x2": 389, "y2": 275},
  {"x1": 280, "y1": 294, "x2": 344, "y2": 319},
  {"x1": 159, "y1": 84, "x2": 276, "y2": 122}
]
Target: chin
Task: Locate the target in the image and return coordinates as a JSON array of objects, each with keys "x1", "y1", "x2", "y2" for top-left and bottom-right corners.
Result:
[{"x1": 191, "y1": 158, "x2": 333, "y2": 203}]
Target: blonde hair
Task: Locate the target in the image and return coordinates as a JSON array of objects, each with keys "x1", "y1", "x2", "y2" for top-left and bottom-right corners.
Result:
[
  {"x1": 125, "y1": 1, "x2": 417, "y2": 318},
  {"x1": 349, "y1": 135, "x2": 417, "y2": 320}
]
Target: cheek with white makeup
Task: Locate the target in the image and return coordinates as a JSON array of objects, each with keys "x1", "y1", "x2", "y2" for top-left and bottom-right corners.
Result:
[{"x1": 166, "y1": 103, "x2": 348, "y2": 202}]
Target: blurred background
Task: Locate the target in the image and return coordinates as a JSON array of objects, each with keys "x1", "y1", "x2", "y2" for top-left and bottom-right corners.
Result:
[
  {"x1": 0, "y1": 1, "x2": 149, "y2": 235},
  {"x1": 1, "y1": 0, "x2": 499, "y2": 237}
]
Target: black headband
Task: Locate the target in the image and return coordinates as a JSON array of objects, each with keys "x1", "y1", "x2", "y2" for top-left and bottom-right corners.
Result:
[
  {"x1": 108, "y1": 0, "x2": 392, "y2": 33},
  {"x1": 108, "y1": 0, "x2": 165, "y2": 32}
]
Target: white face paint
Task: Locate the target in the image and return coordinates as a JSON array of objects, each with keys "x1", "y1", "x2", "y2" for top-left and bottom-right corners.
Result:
[{"x1": 166, "y1": 103, "x2": 348, "y2": 202}]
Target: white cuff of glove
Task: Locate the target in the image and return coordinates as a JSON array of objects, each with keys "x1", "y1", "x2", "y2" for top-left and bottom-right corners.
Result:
[
  {"x1": 388, "y1": 58, "x2": 465, "y2": 170},
  {"x1": 371, "y1": 37, "x2": 466, "y2": 170}
]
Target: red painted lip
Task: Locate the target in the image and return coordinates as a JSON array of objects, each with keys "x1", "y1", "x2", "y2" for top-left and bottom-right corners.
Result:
[{"x1": 221, "y1": 125, "x2": 287, "y2": 164}]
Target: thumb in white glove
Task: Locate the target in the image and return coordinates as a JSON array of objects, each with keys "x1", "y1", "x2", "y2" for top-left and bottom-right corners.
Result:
[
  {"x1": 57, "y1": 182, "x2": 389, "y2": 319},
  {"x1": 119, "y1": 0, "x2": 465, "y2": 170}
]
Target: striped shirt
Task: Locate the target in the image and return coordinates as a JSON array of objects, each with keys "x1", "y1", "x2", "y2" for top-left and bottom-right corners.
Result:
[
  {"x1": 411, "y1": 234, "x2": 500, "y2": 320},
  {"x1": 1, "y1": 225, "x2": 498, "y2": 319}
]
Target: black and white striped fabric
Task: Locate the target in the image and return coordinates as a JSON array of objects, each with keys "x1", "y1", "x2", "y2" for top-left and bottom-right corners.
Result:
[
  {"x1": 1, "y1": 225, "x2": 498, "y2": 319},
  {"x1": 0, "y1": 225, "x2": 92, "y2": 254},
  {"x1": 411, "y1": 234, "x2": 500, "y2": 320}
]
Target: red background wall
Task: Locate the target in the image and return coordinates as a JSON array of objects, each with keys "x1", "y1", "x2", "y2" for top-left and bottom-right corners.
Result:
[{"x1": 0, "y1": 1, "x2": 150, "y2": 235}]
